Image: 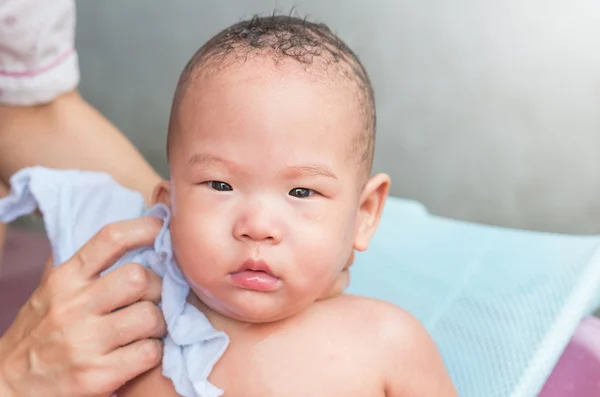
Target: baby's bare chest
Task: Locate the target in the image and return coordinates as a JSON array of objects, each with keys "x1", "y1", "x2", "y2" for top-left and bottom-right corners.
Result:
[{"x1": 208, "y1": 328, "x2": 384, "y2": 397}]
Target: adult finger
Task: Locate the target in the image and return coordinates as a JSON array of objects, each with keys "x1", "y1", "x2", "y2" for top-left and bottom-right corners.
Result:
[
  {"x1": 103, "y1": 300, "x2": 166, "y2": 351},
  {"x1": 87, "y1": 262, "x2": 163, "y2": 314},
  {"x1": 70, "y1": 217, "x2": 162, "y2": 280},
  {"x1": 98, "y1": 339, "x2": 163, "y2": 391}
]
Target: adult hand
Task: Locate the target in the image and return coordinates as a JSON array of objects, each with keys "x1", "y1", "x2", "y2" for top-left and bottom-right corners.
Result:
[
  {"x1": 0, "y1": 217, "x2": 167, "y2": 397},
  {"x1": 318, "y1": 251, "x2": 354, "y2": 300}
]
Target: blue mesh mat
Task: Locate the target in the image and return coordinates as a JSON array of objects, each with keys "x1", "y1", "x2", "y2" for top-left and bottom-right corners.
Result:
[{"x1": 348, "y1": 197, "x2": 600, "y2": 397}]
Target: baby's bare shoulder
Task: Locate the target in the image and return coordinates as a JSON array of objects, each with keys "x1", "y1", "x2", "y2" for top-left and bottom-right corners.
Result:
[
  {"x1": 309, "y1": 294, "x2": 420, "y2": 336},
  {"x1": 305, "y1": 295, "x2": 458, "y2": 396},
  {"x1": 295, "y1": 294, "x2": 428, "y2": 359}
]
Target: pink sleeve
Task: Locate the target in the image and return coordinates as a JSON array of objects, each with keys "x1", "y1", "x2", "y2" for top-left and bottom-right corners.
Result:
[{"x1": 0, "y1": 0, "x2": 80, "y2": 105}]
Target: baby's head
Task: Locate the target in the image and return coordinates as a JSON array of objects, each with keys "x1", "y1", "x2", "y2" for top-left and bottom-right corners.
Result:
[{"x1": 155, "y1": 15, "x2": 390, "y2": 323}]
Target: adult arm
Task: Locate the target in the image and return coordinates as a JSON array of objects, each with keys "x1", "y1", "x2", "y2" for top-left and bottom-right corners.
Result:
[
  {"x1": 0, "y1": 0, "x2": 161, "y2": 203},
  {"x1": 0, "y1": 91, "x2": 162, "y2": 204}
]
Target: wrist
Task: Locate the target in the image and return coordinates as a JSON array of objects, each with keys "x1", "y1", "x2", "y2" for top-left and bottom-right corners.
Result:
[
  {"x1": 0, "y1": 363, "x2": 15, "y2": 397},
  {"x1": 0, "y1": 379, "x2": 15, "y2": 397},
  {"x1": 0, "y1": 338, "x2": 17, "y2": 397}
]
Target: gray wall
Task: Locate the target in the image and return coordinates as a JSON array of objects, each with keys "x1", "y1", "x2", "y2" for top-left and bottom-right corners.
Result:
[{"x1": 76, "y1": 1, "x2": 600, "y2": 234}]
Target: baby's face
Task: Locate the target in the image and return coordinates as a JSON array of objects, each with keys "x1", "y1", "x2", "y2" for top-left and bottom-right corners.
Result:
[{"x1": 159, "y1": 58, "x2": 388, "y2": 323}]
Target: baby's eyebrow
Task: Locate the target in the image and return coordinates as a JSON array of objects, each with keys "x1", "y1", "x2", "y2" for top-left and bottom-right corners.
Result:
[
  {"x1": 189, "y1": 155, "x2": 337, "y2": 180},
  {"x1": 188, "y1": 154, "x2": 244, "y2": 174},
  {"x1": 285, "y1": 164, "x2": 338, "y2": 180}
]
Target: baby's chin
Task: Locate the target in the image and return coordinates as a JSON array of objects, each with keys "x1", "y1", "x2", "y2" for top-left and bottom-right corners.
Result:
[{"x1": 189, "y1": 288, "x2": 313, "y2": 325}]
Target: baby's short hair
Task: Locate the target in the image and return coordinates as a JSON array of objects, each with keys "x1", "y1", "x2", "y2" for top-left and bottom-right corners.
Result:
[{"x1": 168, "y1": 14, "x2": 376, "y2": 176}]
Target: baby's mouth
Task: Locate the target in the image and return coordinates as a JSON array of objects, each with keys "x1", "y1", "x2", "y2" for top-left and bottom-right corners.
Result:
[
  {"x1": 229, "y1": 259, "x2": 281, "y2": 292},
  {"x1": 235, "y1": 258, "x2": 275, "y2": 275}
]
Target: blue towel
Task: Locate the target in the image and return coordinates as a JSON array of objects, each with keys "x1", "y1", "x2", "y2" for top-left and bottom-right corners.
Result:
[{"x1": 0, "y1": 167, "x2": 229, "y2": 397}]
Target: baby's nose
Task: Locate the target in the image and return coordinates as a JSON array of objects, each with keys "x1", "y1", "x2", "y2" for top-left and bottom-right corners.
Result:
[{"x1": 233, "y1": 202, "x2": 282, "y2": 244}]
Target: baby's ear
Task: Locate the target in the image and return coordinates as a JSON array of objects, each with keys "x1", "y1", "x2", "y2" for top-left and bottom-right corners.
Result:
[
  {"x1": 353, "y1": 173, "x2": 390, "y2": 252},
  {"x1": 152, "y1": 181, "x2": 172, "y2": 207}
]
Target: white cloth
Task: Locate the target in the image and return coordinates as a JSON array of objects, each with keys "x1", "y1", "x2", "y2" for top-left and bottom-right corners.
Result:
[{"x1": 0, "y1": 167, "x2": 230, "y2": 397}]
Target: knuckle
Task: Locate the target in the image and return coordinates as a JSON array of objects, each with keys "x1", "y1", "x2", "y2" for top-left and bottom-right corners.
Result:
[
  {"x1": 73, "y1": 370, "x2": 104, "y2": 395},
  {"x1": 27, "y1": 297, "x2": 41, "y2": 314},
  {"x1": 72, "y1": 250, "x2": 90, "y2": 273},
  {"x1": 122, "y1": 263, "x2": 149, "y2": 290},
  {"x1": 140, "y1": 301, "x2": 163, "y2": 330},
  {"x1": 139, "y1": 340, "x2": 162, "y2": 364},
  {"x1": 139, "y1": 299, "x2": 157, "y2": 316},
  {"x1": 71, "y1": 361, "x2": 125, "y2": 395},
  {"x1": 28, "y1": 289, "x2": 48, "y2": 313},
  {"x1": 44, "y1": 267, "x2": 62, "y2": 288},
  {"x1": 71, "y1": 372, "x2": 90, "y2": 392},
  {"x1": 149, "y1": 309, "x2": 165, "y2": 333},
  {"x1": 46, "y1": 304, "x2": 67, "y2": 327},
  {"x1": 99, "y1": 223, "x2": 126, "y2": 249}
]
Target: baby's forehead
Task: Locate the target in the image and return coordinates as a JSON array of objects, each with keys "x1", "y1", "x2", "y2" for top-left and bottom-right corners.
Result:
[
  {"x1": 181, "y1": 60, "x2": 350, "y2": 124},
  {"x1": 176, "y1": 57, "x2": 361, "y2": 131},
  {"x1": 171, "y1": 56, "x2": 371, "y2": 178}
]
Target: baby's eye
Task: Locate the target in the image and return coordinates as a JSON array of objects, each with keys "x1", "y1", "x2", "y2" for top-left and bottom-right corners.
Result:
[
  {"x1": 289, "y1": 187, "x2": 315, "y2": 198},
  {"x1": 208, "y1": 181, "x2": 233, "y2": 191}
]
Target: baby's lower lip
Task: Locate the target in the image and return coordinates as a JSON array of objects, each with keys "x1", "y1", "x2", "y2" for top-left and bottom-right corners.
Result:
[{"x1": 229, "y1": 270, "x2": 281, "y2": 292}]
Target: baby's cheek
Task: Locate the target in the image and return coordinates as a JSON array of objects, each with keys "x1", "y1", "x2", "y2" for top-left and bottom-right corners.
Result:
[
  {"x1": 171, "y1": 218, "x2": 229, "y2": 282},
  {"x1": 292, "y1": 224, "x2": 351, "y2": 290}
]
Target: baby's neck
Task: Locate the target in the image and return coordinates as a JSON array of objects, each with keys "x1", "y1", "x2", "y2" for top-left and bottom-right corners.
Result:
[{"x1": 186, "y1": 293, "x2": 285, "y2": 338}]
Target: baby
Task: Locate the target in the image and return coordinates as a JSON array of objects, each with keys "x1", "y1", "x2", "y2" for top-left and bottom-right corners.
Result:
[{"x1": 118, "y1": 14, "x2": 457, "y2": 397}]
